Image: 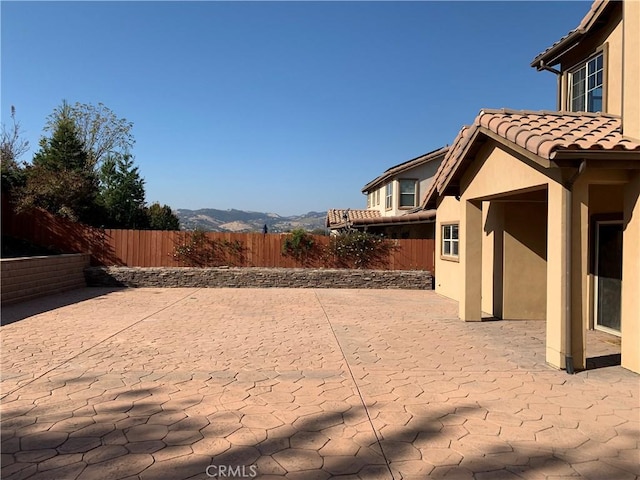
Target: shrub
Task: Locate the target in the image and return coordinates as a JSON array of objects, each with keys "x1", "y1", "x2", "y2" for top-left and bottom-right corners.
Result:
[
  {"x1": 173, "y1": 229, "x2": 246, "y2": 267},
  {"x1": 281, "y1": 228, "x2": 318, "y2": 265},
  {"x1": 327, "y1": 231, "x2": 396, "y2": 269}
]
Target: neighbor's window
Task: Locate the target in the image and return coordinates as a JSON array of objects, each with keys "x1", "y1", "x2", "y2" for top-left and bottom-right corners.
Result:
[
  {"x1": 375, "y1": 189, "x2": 380, "y2": 206},
  {"x1": 399, "y1": 179, "x2": 418, "y2": 208},
  {"x1": 367, "y1": 193, "x2": 372, "y2": 208},
  {"x1": 569, "y1": 53, "x2": 603, "y2": 113},
  {"x1": 442, "y1": 224, "x2": 459, "y2": 257},
  {"x1": 385, "y1": 183, "x2": 393, "y2": 209}
]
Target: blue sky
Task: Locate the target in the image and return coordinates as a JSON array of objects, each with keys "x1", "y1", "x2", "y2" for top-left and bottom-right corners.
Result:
[{"x1": 2, "y1": 1, "x2": 589, "y2": 216}]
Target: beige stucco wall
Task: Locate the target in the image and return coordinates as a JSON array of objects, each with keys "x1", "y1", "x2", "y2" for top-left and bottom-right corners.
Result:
[
  {"x1": 481, "y1": 202, "x2": 499, "y2": 316},
  {"x1": 434, "y1": 195, "x2": 460, "y2": 301},
  {"x1": 622, "y1": 170, "x2": 640, "y2": 373},
  {"x1": 460, "y1": 143, "x2": 557, "y2": 199},
  {"x1": 502, "y1": 202, "x2": 547, "y2": 320},
  {"x1": 623, "y1": 0, "x2": 640, "y2": 140},
  {"x1": 480, "y1": 201, "x2": 548, "y2": 320}
]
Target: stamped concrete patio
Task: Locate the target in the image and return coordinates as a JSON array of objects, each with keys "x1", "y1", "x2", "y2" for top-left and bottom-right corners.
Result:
[{"x1": 1, "y1": 288, "x2": 638, "y2": 480}]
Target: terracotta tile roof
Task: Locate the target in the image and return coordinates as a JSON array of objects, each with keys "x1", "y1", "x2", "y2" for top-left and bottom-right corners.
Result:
[
  {"x1": 479, "y1": 109, "x2": 640, "y2": 158},
  {"x1": 351, "y1": 209, "x2": 436, "y2": 227},
  {"x1": 423, "y1": 108, "x2": 640, "y2": 208},
  {"x1": 326, "y1": 208, "x2": 436, "y2": 229},
  {"x1": 361, "y1": 146, "x2": 449, "y2": 193},
  {"x1": 326, "y1": 209, "x2": 380, "y2": 228},
  {"x1": 531, "y1": 0, "x2": 610, "y2": 68}
]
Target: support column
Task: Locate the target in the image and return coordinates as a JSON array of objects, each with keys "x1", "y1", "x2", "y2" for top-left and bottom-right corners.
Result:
[
  {"x1": 460, "y1": 199, "x2": 482, "y2": 321},
  {"x1": 622, "y1": 171, "x2": 640, "y2": 373},
  {"x1": 546, "y1": 182, "x2": 569, "y2": 369},
  {"x1": 571, "y1": 179, "x2": 588, "y2": 370}
]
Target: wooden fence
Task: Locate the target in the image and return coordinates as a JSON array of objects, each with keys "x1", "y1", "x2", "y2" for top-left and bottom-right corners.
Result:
[{"x1": 2, "y1": 204, "x2": 435, "y2": 271}]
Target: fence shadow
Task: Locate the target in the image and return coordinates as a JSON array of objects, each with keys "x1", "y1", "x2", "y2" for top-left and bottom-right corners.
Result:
[{"x1": 1, "y1": 287, "x2": 124, "y2": 326}]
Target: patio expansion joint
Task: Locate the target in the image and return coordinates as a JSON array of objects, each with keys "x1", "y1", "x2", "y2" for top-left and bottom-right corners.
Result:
[
  {"x1": 313, "y1": 290, "x2": 397, "y2": 480},
  {"x1": 0, "y1": 288, "x2": 203, "y2": 400}
]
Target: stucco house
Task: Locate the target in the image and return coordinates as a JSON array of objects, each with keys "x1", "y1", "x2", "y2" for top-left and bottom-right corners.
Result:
[
  {"x1": 423, "y1": 0, "x2": 640, "y2": 374},
  {"x1": 327, "y1": 147, "x2": 447, "y2": 238}
]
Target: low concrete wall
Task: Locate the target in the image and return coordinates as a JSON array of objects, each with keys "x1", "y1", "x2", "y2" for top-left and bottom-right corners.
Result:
[
  {"x1": 1, "y1": 254, "x2": 90, "y2": 305},
  {"x1": 85, "y1": 267, "x2": 433, "y2": 290}
]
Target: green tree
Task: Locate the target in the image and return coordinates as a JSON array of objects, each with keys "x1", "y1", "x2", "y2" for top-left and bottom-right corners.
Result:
[
  {"x1": 99, "y1": 153, "x2": 148, "y2": 228},
  {"x1": 44, "y1": 101, "x2": 134, "y2": 168},
  {"x1": 22, "y1": 106, "x2": 99, "y2": 222},
  {"x1": 146, "y1": 202, "x2": 180, "y2": 230}
]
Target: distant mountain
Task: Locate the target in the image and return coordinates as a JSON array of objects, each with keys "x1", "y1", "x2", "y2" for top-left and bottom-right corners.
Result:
[{"x1": 176, "y1": 208, "x2": 328, "y2": 233}]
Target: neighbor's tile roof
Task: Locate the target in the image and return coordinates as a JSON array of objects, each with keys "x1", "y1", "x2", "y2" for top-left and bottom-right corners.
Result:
[
  {"x1": 326, "y1": 209, "x2": 380, "y2": 228},
  {"x1": 531, "y1": 0, "x2": 610, "y2": 67},
  {"x1": 326, "y1": 208, "x2": 435, "y2": 229},
  {"x1": 352, "y1": 209, "x2": 436, "y2": 227},
  {"x1": 423, "y1": 108, "x2": 640, "y2": 208}
]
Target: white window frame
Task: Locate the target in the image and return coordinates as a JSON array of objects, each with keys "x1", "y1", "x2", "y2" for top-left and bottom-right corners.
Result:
[
  {"x1": 375, "y1": 189, "x2": 380, "y2": 206},
  {"x1": 385, "y1": 183, "x2": 393, "y2": 210},
  {"x1": 569, "y1": 52, "x2": 604, "y2": 113},
  {"x1": 398, "y1": 179, "x2": 418, "y2": 209},
  {"x1": 441, "y1": 223, "x2": 459, "y2": 258}
]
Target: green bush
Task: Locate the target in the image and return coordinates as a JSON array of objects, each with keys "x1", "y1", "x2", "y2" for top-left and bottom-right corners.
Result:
[{"x1": 281, "y1": 228, "x2": 318, "y2": 265}]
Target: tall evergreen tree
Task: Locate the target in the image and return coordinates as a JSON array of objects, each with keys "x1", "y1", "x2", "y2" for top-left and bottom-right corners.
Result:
[
  {"x1": 33, "y1": 105, "x2": 89, "y2": 172},
  {"x1": 21, "y1": 103, "x2": 100, "y2": 222},
  {"x1": 146, "y1": 202, "x2": 180, "y2": 230},
  {"x1": 99, "y1": 153, "x2": 148, "y2": 228}
]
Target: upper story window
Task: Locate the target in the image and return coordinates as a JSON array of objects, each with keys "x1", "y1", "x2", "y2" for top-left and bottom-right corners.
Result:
[
  {"x1": 385, "y1": 183, "x2": 393, "y2": 210},
  {"x1": 569, "y1": 53, "x2": 603, "y2": 113},
  {"x1": 375, "y1": 189, "x2": 380, "y2": 206},
  {"x1": 398, "y1": 179, "x2": 418, "y2": 208},
  {"x1": 367, "y1": 192, "x2": 372, "y2": 208}
]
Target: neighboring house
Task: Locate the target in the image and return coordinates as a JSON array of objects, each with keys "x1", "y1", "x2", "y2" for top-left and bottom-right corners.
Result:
[
  {"x1": 423, "y1": 0, "x2": 640, "y2": 373},
  {"x1": 327, "y1": 147, "x2": 447, "y2": 238}
]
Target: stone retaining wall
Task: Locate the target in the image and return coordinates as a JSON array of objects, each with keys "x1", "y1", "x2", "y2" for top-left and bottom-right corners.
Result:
[
  {"x1": 1, "y1": 254, "x2": 90, "y2": 305},
  {"x1": 85, "y1": 267, "x2": 433, "y2": 290}
]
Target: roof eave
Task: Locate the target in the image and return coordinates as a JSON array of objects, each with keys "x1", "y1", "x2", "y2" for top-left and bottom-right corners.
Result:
[
  {"x1": 530, "y1": 0, "x2": 612, "y2": 68},
  {"x1": 551, "y1": 150, "x2": 640, "y2": 164},
  {"x1": 530, "y1": 31, "x2": 582, "y2": 68},
  {"x1": 437, "y1": 128, "x2": 483, "y2": 198},
  {"x1": 361, "y1": 147, "x2": 449, "y2": 193}
]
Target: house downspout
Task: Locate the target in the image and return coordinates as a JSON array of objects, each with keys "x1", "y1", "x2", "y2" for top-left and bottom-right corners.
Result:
[
  {"x1": 537, "y1": 60, "x2": 563, "y2": 111},
  {"x1": 564, "y1": 160, "x2": 587, "y2": 374}
]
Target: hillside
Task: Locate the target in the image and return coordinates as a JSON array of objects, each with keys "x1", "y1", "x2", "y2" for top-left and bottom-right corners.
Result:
[{"x1": 176, "y1": 208, "x2": 328, "y2": 233}]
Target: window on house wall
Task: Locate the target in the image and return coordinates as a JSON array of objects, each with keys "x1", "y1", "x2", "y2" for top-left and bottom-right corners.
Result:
[
  {"x1": 442, "y1": 224, "x2": 459, "y2": 257},
  {"x1": 375, "y1": 189, "x2": 380, "y2": 206},
  {"x1": 385, "y1": 183, "x2": 393, "y2": 209},
  {"x1": 367, "y1": 193, "x2": 372, "y2": 208},
  {"x1": 399, "y1": 179, "x2": 418, "y2": 208},
  {"x1": 569, "y1": 53, "x2": 603, "y2": 113}
]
